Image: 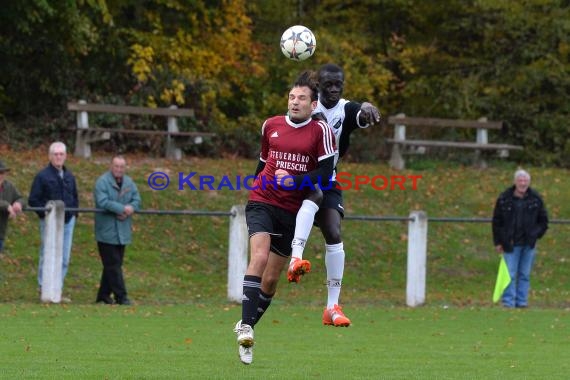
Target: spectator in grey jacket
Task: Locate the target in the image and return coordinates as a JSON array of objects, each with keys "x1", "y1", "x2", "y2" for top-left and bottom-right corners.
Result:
[
  {"x1": 0, "y1": 160, "x2": 25, "y2": 254},
  {"x1": 94, "y1": 155, "x2": 141, "y2": 305}
]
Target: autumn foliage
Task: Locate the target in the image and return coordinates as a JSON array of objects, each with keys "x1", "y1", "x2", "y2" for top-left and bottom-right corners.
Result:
[{"x1": 0, "y1": 0, "x2": 568, "y2": 165}]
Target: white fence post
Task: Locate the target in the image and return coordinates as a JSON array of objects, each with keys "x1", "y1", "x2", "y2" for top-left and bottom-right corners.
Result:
[
  {"x1": 476, "y1": 117, "x2": 489, "y2": 145},
  {"x1": 74, "y1": 99, "x2": 91, "y2": 158},
  {"x1": 40, "y1": 200, "x2": 65, "y2": 303},
  {"x1": 474, "y1": 116, "x2": 488, "y2": 168},
  {"x1": 478, "y1": 116, "x2": 508, "y2": 158},
  {"x1": 166, "y1": 105, "x2": 182, "y2": 160},
  {"x1": 406, "y1": 210, "x2": 427, "y2": 307},
  {"x1": 389, "y1": 113, "x2": 406, "y2": 170},
  {"x1": 227, "y1": 205, "x2": 248, "y2": 303}
]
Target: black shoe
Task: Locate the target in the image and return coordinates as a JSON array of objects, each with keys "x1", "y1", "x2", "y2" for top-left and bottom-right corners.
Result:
[
  {"x1": 117, "y1": 297, "x2": 132, "y2": 306},
  {"x1": 96, "y1": 296, "x2": 115, "y2": 304}
]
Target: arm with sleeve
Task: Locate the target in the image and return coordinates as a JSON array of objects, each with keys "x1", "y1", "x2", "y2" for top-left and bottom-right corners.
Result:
[{"x1": 94, "y1": 174, "x2": 126, "y2": 215}]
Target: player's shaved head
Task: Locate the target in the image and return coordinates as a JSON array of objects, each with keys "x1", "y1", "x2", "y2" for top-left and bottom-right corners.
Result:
[{"x1": 318, "y1": 63, "x2": 344, "y2": 77}]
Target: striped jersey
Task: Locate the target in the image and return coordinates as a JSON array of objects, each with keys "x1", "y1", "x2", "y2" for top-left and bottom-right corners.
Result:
[{"x1": 314, "y1": 98, "x2": 369, "y2": 179}]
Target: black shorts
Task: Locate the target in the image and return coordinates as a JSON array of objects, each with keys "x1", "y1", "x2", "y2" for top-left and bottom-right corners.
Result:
[
  {"x1": 319, "y1": 182, "x2": 345, "y2": 218},
  {"x1": 245, "y1": 201, "x2": 296, "y2": 257}
]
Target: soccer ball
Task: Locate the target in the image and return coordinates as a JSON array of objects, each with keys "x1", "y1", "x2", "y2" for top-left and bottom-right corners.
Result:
[{"x1": 280, "y1": 25, "x2": 316, "y2": 61}]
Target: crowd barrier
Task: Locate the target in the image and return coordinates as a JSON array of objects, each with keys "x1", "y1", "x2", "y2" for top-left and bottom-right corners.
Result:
[{"x1": 25, "y1": 203, "x2": 569, "y2": 306}]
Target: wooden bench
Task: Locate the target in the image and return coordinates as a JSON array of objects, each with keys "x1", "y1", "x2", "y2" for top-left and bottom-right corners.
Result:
[
  {"x1": 68, "y1": 101, "x2": 215, "y2": 160},
  {"x1": 386, "y1": 114, "x2": 523, "y2": 170}
]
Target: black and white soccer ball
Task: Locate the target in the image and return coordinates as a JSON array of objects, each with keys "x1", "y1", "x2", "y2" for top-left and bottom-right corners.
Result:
[{"x1": 280, "y1": 25, "x2": 317, "y2": 61}]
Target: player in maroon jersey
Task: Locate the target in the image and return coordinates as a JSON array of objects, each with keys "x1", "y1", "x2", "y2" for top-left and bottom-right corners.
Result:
[{"x1": 233, "y1": 71, "x2": 336, "y2": 365}]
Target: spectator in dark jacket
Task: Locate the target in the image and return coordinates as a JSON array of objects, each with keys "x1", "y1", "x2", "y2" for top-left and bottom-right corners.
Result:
[
  {"x1": 0, "y1": 160, "x2": 25, "y2": 254},
  {"x1": 29, "y1": 142, "x2": 79, "y2": 302},
  {"x1": 492, "y1": 169, "x2": 548, "y2": 308}
]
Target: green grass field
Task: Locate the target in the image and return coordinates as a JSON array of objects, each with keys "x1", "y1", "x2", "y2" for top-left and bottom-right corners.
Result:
[
  {"x1": 1, "y1": 304, "x2": 569, "y2": 379},
  {"x1": 1, "y1": 150, "x2": 569, "y2": 378}
]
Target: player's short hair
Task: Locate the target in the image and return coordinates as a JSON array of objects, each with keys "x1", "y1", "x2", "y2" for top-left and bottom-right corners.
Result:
[
  {"x1": 293, "y1": 70, "x2": 318, "y2": 101},
  {"x1": 318, "y1": 63, "x2": 344, "y2": 78}
]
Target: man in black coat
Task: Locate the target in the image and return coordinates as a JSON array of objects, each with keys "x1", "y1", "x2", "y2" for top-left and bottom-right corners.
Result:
[{"x1": 492, "y1": 169, "x2": 548, "y2": 308}]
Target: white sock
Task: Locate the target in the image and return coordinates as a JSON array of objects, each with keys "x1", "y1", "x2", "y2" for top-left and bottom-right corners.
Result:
[
  {"x1": 325, "y1": 242, "x2": 345, "y2": 308},
  {"x1": 290, "y1": 200, "x2": 320, "y2": 263}
]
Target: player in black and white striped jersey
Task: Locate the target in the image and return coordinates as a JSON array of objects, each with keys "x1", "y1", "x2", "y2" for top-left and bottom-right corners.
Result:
[{"x1": 287, "y1": 63, "x2": 382, "y2": 327}]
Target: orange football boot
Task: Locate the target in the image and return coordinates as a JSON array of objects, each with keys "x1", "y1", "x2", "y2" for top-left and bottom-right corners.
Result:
[
  {"x1": 287, "y1": 258, "x2": 311, "y2": 283},
  {"x1": 322, "y1": 304, "x2": 351, "y2": 327}
]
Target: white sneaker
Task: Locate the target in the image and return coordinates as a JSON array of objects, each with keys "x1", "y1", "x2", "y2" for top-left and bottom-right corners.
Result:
[
  {"x1": 238, "y1": 344, "x2": 253, "y2": 365},
  {"x1": 234, "y1": 320, "x2": 254, "y2": 347},
  {"x1": 234, "y1": 320, "x2": 255, "y2": 365}
]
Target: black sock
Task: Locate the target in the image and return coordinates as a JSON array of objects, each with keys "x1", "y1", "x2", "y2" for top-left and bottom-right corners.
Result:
[
  {"x1": 241, "y1": 275, "x2": 261, "y2": 327},
  {"x1": 255, "y1": 290, "x2": 274, "y2": 324}
]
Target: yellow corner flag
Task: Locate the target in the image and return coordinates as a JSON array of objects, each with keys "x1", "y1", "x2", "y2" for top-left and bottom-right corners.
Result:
[{"x1": 493, "y1": 255, "x2": 511, "y2": 303}]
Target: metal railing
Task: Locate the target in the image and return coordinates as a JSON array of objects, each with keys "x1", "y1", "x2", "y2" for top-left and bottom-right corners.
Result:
[{"x1": 24, "y1": 204, "x2": 568, "y2": 305}]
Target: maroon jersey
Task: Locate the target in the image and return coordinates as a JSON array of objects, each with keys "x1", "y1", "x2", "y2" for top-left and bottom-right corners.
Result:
[{"x1": 249, "y1": 115, "x2": 336, "y2": 213}]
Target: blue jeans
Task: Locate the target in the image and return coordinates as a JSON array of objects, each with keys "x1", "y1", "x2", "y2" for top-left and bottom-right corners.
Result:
[
  {"x1": 502, "y1": 245, "x2": 536, "y2": 308},
  {"x1": 38, "y1": 216, "x2": 76, "y2": 288},
  {"x1": 0, "y1": 238, "x2": 4, "y2": 253}
]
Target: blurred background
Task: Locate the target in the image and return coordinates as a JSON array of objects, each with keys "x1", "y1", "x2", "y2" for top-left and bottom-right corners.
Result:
[{"x1": 1, "y1": 0, "x2": 568, "y2": 165}]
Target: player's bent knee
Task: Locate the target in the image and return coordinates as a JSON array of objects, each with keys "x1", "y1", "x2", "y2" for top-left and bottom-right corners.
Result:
[{"x1": 321, "y1": 225, "x2": 341, "y2": 244}]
